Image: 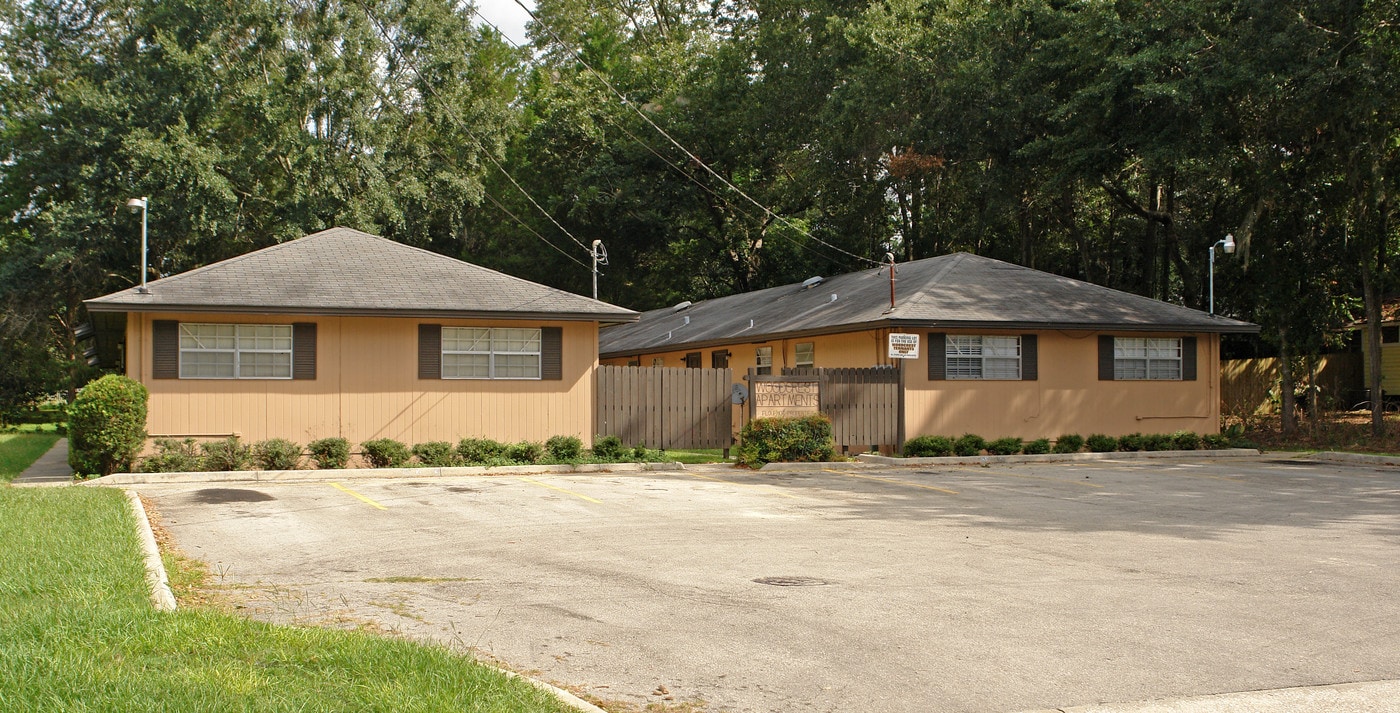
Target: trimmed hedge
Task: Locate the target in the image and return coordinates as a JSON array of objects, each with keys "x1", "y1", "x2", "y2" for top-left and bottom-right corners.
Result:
[
  {"x1": 202, "y1": 437, "x2": 251, "y2": 472},
  {"x1": 1085, "y1": 434, "x2": 1117, "y2": 452},
  {"x1": 457, "y1": 437, "x2": 507, "y2": 464},
  {"x1": 361, "y1": 438, "x2": 409, "y2": 468},
  {"x1": 591, "y1": 435, "x2": 626, "y2": 461},
  {"x1": 1022, "y1": 438, "x2": 1051, "y2": 455},
  {"x1": 986, "y1": 437, "x2": 1022, "y2": 456},
  {"x1": 412, "y1": 441, "x2": 460, "y2": 467},
  {"x1": 505, "y1": 441, "x2": 543, "y2": 464},
  {"x1": 737, "y1": 414, "x2": 836, "y2": 468},
  {"x1": 903, "y1": 435, "x2": 954, "y2": 458},
  {"x1": 140, "y1": 438, "x2": 203, "y2": 473},
  {"x1": 953, "y1": 433, "x2": 986, "y2": 457},
  {"x1": 253, "y1": 439, "x2": 302, "y2": 470},
  {"x1": 546, "y1": 435, "x2": 584, "y2": 461},
  {"x1": 1052, "y1": 434, "x2": 1084, "y2": 454},
  {"x1": 68, "y1": 375, "x2": 148, "y2": 477},
  {"x1": 308, "y1": 437, "x2": 350, "y2": 469}
]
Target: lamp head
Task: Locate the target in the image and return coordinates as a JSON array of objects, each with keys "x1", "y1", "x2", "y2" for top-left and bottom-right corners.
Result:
[
  {"x1": 1223, "y1": 234, "x2": 1236, "y2": 254},
  {"x1": 126, "y1": 197, "x2": 147, "y2": 214}
]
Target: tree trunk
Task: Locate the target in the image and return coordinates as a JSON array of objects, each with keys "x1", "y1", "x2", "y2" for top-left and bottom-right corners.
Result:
[
  {"x1": 1278, "y1": 328, "x2": 1296, "y2": 437},
  {"x1": 1307, "y1": 354, "x2": 1319, "y2": 432},
  {"x1": 1361, "y1": 261, "x2": 1384, "y2": 437}
]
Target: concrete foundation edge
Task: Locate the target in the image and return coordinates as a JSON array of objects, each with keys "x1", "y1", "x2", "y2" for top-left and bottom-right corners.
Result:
[{"x1": 125, "y1": 489, "x2": 177, "y2": 612}]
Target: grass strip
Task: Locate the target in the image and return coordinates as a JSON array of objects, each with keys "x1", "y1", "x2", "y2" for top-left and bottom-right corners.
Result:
[
  {"x1": 0, "y1": 488, "x2": 574, "y2": 713},
  {"x1": 0, "y1": 432, "x2": 61, "y2": 483}
]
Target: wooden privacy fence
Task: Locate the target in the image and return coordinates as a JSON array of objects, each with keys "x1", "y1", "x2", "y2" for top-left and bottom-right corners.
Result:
[
  {"x1": 779, "y1": 366, "x2": 903, "y2": 451},
  {"x1": 595, "y1": 365, "x2": 733, "y2": 450},
  {"x1": 1220, "y1": 353, "x2": 1363, "y2": 417}
]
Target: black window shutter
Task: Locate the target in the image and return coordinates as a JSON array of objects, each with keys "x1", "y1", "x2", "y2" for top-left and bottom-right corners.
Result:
[
  {"x1": 1098, "y1": 335, "x2": 1115, "y2": 380},
  {"x1": 153, "y1": 320, "x2": 179, "y2": 379},
  {"x1": 1021, "y1": 334, "x2": 1038, "y2": 381},
  {"x1": 1182, "y1": 336, "x2": 1198, "y2": 381},
  {"x1": 541, "y1": 327, "x2": 563, "y2": 380},
  {"x1": 927, "y1": 332, "x2": 946, "y2": 380},
  {"x1": 418, "y1": 324, "x2": 441, "y2": 379},
  {"x1": 292, "y1": 323, "x2": 316, "y2": 380}
]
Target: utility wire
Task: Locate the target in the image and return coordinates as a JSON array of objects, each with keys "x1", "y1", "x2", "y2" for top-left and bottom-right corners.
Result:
[
  {"x1": 508, "y1": 0, "x2": 885, "y2": 267},
  {"x1": 357, "y1": 0, "x2": 592, "y2": 255}
]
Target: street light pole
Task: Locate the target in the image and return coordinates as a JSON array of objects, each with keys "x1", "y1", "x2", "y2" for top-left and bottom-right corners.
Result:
[
  {"x1": 1209, "y1": 233, "x2": 1235, "y2": 315},
  {"x1": 127, "y1": 197, "x2": 149, "y2": 294},
  {"x1": 591, "y1": 239, "x2": 607, "y2": 300}
]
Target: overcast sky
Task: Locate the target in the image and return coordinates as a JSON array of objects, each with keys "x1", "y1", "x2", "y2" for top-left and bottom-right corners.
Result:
[{"x1": 474, "y1": 0, "x2": 534, "y2": 46}]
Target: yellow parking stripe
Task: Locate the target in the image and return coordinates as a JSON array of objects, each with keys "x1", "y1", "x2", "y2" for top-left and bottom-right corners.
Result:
[
  {"x1": 518, "y1": 477, "x2": 603, "y2": 504},
  {"x1": 682, "y1": 471, "x2": 800, "y2": 499},
  {"x1": 330, "y1": 482, "x2": 387, "y2": 510},
  {"x1": 951, "y1": 467, "x2": 1105, "y2": 488},
  {"x1": 823, "y1": 469, "x2": 959, "y2": 495}
]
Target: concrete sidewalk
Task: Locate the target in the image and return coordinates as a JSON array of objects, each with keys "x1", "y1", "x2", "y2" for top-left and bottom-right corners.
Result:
[{"x1": 12, "y1": 438, "x2": 72, "y2": 485}]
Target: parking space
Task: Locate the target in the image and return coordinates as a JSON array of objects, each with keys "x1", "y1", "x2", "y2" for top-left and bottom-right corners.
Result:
[{"x1": 142, "y1": 458, "x2": 1400, "y2": 713}]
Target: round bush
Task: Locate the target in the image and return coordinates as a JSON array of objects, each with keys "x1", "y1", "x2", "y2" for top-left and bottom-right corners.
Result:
[
  {"x1": 903, "y1": 435, "x2": 955, "y2": 458},
  {"x1": 253, "y1": 438, "x2": 302, "y2": 470},
  {"x1": 545, "y1": 435, "x2": 584, "y2": 461},
  {"x1": 412, "y1": 441, "x2": 460, "y2": 467},
  {"x1": 202, "y1": 436, "x2": 251, "y2": 471},
  {"x1": 308, "y1": 437, "x2": 351, "y2": 469},
  {"x1": 506, "y1": 441, "x2": 543, "y2": 463},
  {"x1": 953, "y1": 433, "x2": 986, "y2": 457},
  {"x1": 1052, "y1": 434, "x2": 1085, "y2": 454},
  {"x1": 1172, "y1": 431, "x2": 1201, "y2": 450},
  {"x1": 140, "y1": 438, "x2": 203, "y2": 473},
  {"x1": 1085, "y1": 434, "x2": 1118, "y2": 452},
  {"x1": 1117, "y1": 433, "x2": 1146, "y2": 452},
  {"x1": 458, "y1": 437, "x2": 507, "y2": 464},
  {"x1": 1143, "y1": 433, "x2": 1176, "y2": 451},
  {"x1": 1022, "y1": 438, "x2": 1052, "y2": 455},
  {"x1": 1201, "y1": 433, "x2": 1230, "y2": 449},
  {"x1": 68, "y1": 374, "x2": 148, "y2": 477},
  {"x1": 361, "y1": 438, "x2": 409, "y2": 468},
  {"x1": 592, "y1": 435, "x2": 626, "y2": 461},
  {"x1": 986, "y1": 437, "x2": 1023, "y2": 456}
]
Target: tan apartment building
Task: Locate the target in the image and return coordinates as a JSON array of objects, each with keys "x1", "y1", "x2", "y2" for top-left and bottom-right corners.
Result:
[
  {"x1": 85, "y1": 228, "x2": 638, "y2": 446},
  {"x1": 600, "y1": 253, "x2": 1258, "y2": 440}
]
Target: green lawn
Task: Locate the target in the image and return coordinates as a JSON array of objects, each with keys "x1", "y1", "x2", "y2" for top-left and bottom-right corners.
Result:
[
  {"x1": 0, "y1": 432, "x2": 61, "y2": 483},
  {"x1": 0, "y1": 488, "x2": 575, "y2": 712},
  {"x1": 660, "y1": 448, "x2": 730, "y2": 464}
]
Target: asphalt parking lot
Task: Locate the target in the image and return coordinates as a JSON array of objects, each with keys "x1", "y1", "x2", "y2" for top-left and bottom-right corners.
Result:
[{"x1": 140, "y1": 457, "x2": 1400, "y2": 713}]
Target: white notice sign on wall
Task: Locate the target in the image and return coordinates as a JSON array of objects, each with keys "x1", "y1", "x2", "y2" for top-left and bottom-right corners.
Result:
[{"x1": 887, "y1": 333, "x2": 920, "y2": 359}]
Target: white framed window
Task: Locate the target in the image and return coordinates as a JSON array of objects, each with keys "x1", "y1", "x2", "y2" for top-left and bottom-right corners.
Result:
[
  {"x1": 180, "y1": 323, "x2": 292, "y2": 379},
  {"x1": 1114, "y1": 337, "x2": 1181, "y2": 380},
  {"x1": 442, "y1": 327, "x2": 541, "y2": 379},
  {"x1": 945, "y1": 335, "x2": 1021, "y2": 380},
  {"x1": 795, "y1": 342, "x2": 815, "y2": 368},
  {"x1": 756, "y1": 346, "x2": 773, "y2": 375}
]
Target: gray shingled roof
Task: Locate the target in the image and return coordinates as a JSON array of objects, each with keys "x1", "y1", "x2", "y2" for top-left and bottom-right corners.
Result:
[
  {"x1": 600, "y1": 252, "x2": 1257, "y2": 357},
  {"x1": 86, "y1": 227, "x2": 637, "y2": 322}
]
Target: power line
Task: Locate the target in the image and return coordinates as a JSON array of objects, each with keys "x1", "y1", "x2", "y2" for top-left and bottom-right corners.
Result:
[{"x1": 507, "y1": 0, "x2": 884, "y2": 267}]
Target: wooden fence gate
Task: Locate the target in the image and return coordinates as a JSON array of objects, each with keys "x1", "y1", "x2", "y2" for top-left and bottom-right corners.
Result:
[
  {"x1": 595, "y1": 366, "x2": 733, "y2": 450},
  {"x1": 774, "y1": 366, "x2": 903, "y2": 451}
]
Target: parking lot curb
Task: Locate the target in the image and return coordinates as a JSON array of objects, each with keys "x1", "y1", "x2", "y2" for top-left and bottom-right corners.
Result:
[
  {"x1": 850, "y1": 448, "x2": 1262, "y2": 468},
  {"x1": 126, "y1": 490, "x2": 177, "y2": 612},
  {"x1": 81, "y1": 461, "x2": 686, "y2": 486},
  {"x1": 1305, "y1": 451, "x2": 1400, "y2": 467},
  {"x1": 495, "y1": 668, "x2": 608, "y2": 713}
]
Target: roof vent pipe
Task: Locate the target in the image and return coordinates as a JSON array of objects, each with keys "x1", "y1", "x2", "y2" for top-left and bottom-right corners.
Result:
[
  {"x1": 829, "y1": 293, "x2": 838, "y2": 303},
  {"x1": 683, "y1": 316, "x2": 690, "y2": 325},
  {"x1": 672, "y1": 301, "x2": 693, "y2": 312}
]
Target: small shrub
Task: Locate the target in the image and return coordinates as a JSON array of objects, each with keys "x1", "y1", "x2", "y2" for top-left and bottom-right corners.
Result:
[
  {"x1": 1052, "y1": 434, "x2": 1085, "y2": 454},
  {"x1": 412, "y1": 441, "x2": 460, "y2": 467},
  {"x1": 545, "y1": 435, "x2": 584, "y2": 461},
  {"x1": 202, "y1": 436, "x2": 251, "y2": 471},
  {"x1": 736, "y1": 414, "x2": 836, "y2": 467},
  {"x1": 1172, "y1": 431, "x2": 1201, "y2": 450},
  {"x1": 953, "y1": 433, "x2": 986, "y2": 457},
  {"x1": 307, "y1": 437, "x2": 351, "y2": 469},
  {"x1": 1143, "y1": 433, "x2": 1175, "y2": 451},
  {"x1": 632, "y1": 443, "x2": 649, "y2": 461},
  {"x1": 1201, "y1": 433, "x2": 1230, "y2": 449},
  {"x1": 1022, "y1": 438, "x2": 1052, "y2": 455},
  {"x1": 361, "y1": 438, "x2": 409, "y2": 468},
  {"x1": 1085, "y1": 434, "x2": 1118, "y2": 452},
  {"x1": 68, "y1": 374, "x2": 148, "y2": 477},
  {"x1": 505, "y1": 441, "x2": 543, "y2": 463},
  {"x1": 592, "y1": 435, "x2": 626, "y2": 461},
  {"x1": 903, "y1": 435, "x2": 955, "y2": 458},
  {"x1": 457, "y1": 437, "x2": 508, "y2": 464},
  {"x1": 986, "y1": 437, "x2": 1022, "y2": 456},
  {"x1": 253, "y1": 438, "x2": 302, "y2": 470},
  {"x1": 1117, "y1": 433, "x2": 1146, "y2": 452},
  {"x1": 140, "y1": 438, "x2": 204, "y2": 473}
]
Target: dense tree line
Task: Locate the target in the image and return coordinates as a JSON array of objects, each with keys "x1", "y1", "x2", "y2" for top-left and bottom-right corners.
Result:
[{"x1": 2, "y1": 0, "x2": 1397, "y2": 434}]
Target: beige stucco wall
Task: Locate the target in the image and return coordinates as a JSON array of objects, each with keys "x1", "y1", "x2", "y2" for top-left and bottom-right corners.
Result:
[
  {"x1": 603, "y1": 327, "x2": 1221, "y2": 440},
  {"x1": 126, "y1": 312, "x2": 599, "y2": 446}
]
